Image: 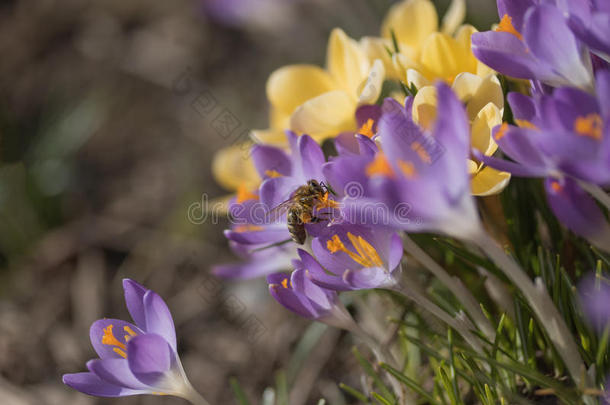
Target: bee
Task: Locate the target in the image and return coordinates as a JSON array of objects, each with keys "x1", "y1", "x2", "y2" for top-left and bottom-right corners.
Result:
[{"x1": 268, "y1": 180, "x2": 332, "y2": 245}]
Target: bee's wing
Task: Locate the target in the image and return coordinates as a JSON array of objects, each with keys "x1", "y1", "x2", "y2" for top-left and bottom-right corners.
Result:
[{"x1": 265, "y1": 199, "x2": 293, "y2": 222}]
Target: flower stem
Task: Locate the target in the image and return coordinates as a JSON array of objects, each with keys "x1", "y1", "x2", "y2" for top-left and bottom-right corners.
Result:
[
  {"x1": 402, "y1": 234, "x2": 495, "y2": 340},
  {"x1": 182, "y1": 383, "x2": 211, "y2": 405},
  {"x1": 389, "y1": 283, "x2": 485, "y2": 355},
  {"x1": 471, "y1": 228, "x2": 587, "y2": 386}
]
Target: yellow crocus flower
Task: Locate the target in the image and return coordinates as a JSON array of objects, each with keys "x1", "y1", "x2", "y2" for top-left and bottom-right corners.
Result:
[
  {"x1": 410, "y1": 73, "x2": 511, "y2": 196},
  {"x1": 252, "y1": 28, "x2": 385, "y2": 144}
]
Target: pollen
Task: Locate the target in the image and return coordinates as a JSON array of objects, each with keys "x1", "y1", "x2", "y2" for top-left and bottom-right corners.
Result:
[
  {"x1": 327, "y1": 233, "x2": 383, "y2": 268},
  {"x1": 316, "y1": 192, "x2": 340, "y2": 210},
  {"x1": 281, "y1": 278, "x2": 289, "y2": 289},
  {"x1": 397, "y1": 160, "x2": 417, "y2": 178},
  {"x1": 358, "y1": 119, "x2": 376, "y2": 138},
  {"x1": 234, "y1": 224, "x2": 264, "y2": 233},
  {"x1": 236, "y1": 183, "x2": 259, "y2": 203},
  {"x1": 411, "y1": 142, "x2": 431, "y2": 164},
  {"x1": 265, "y1": 169, "x2": 283, "y2": 178},
  {"x1": 495, "y1": 14, "x2": 523, "y2": 41},
  {"x1": 494, "y1": 123, "x2": 510, "y2": 141},
  {"x1": 574, "y1": 113, "x2": 603, "y2": 141},
  {"x1": 550, "y1": 181, "x2": 562, "y2": 193},
  {"x1": 365, "y1": 153, "x2": 395, "y2": 178}
]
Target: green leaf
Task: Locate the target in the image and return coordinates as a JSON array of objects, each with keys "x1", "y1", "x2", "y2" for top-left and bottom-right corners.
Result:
[
  {"x1": 230, "y1": 377, "x2": 250, "y2": 405},
  {"x1": 339, "y1": 382, "x2": 369, "y2": 403},
  {"x1": 353, "y1": 346, "x2": 396, "y2": 402}
]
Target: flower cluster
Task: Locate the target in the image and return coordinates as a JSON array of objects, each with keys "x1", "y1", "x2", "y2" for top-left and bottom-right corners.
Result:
[{"x1": 211, "y1": 0, "x2": 610, "y2": 398}]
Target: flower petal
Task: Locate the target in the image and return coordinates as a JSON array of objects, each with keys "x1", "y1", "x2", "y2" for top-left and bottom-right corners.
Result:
[
  {"x1": 90, "y1": 319, "x2": 143, "y2": 360},
  {"x1": 87, "y1": 358, "x2": 151, "y2": 391},
  {"x1": 290, "y1": 90, "x2": 357, "y2": 141},
  {"x1": 266, "y1": 65, "x2": 337, "y2": 114},
  {"x1": 212, "y1": 143, "x2": 260, "y2": 191},
  {"x1": 127, "y1": 334, "x2": 177, "y2": 389},
  {"x1": 143, "y1": 291, "x2": 177, "y2": 351},
  {"x1": 123, "y1": 279, "x2": 148, "y2": 330},
  {"x1": 441, "y1": 0, "x2": 466, "y2": 35},
  {"x1": 381, "y1": 0, "x2": 438, "y2": 50},
  {"x1": 471, "y1": 166, "x2": 511, "y2": 196},
  {"x1": 357, "y1": 59, "x2": 385, "y2": 105},
  {"x1": 327, "y1": 28, "x2": 371, "y2": 96},
  {"x1": 420, "y1": 32, "x2": 476, "y2": 81},
  {"x1": 471, "y1": 102, "x2": 502, "y2": 156},
  {"x1": 63, "y1": 372, "x2": 147, "y2": 397}
]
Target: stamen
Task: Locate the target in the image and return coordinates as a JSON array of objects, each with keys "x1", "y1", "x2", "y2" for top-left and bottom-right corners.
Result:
[
  {"x1": 102, "y1": 325, "x2": 127, "y2": 358},
  {"x1": 495, "y1": 14, "x2": 523, "y2": 41},
  {"x1": 265, "y1": 169, "x2": 283, "y2": 178},
  {"x1": 281, "y1": 278, "x2": 289, "y2": 289},
  {"x1": 574, "y1": 113, "x2": 603, "y2": 141},
  {"x1": 515, "y1": 119, "x2": 538, "y2": 130},
  {"x1": 365, "y1": 153, "x2": 395, "y2": 178},
  {"x1": 358, "y1": 119, "x2": 376, "y2": 138},
  {"x1": 397, "y1": 160, "x2": 417, "y2": 178},
  {"x1": 234, "y1": 224, "x2": 264, "y2": 233},
  {"x1": 236, "y1": 184, "x2": 259, "y2": 203},
  {"x1": 113, "y1": 348, "x2": 127, "y2": 358},
  {"x1": 411, "y1": 142, "x2": 431, "y2": 163},
  {"x1": 550, "y1": 181, "x2": 562, "y2": 193},
  {"x1": 494, "y1": 123, "x2": 509, "y2": 141},
  {"x1": 327, "y1": 233, "x2": 383, "y2": 268}
]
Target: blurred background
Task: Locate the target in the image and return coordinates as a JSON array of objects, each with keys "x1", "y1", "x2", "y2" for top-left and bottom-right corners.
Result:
[{"x1": 0, "y1": 1, "x2": 497, "y2": 404}]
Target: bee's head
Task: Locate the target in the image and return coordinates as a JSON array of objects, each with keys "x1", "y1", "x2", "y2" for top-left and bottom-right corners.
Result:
[{"x1": 307, "y1": 180, "x2": 324, "y2": 194}]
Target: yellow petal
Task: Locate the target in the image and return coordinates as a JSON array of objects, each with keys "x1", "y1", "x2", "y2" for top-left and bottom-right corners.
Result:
[
  {"x1": 468, "y1": 74, "x2": 504, "y2": 119},
  {"x1": 451, "y1": 72, "x2": 483, "y2": 105},
  {"x1": 266, "y1": 65, "x2": 337, "y2": 114},
  {"x1": 441, "y1": 0, "x2": 466, "y2": 35},
  {"x1": 407, "y1": 68, "x2": 432, "y2": 89},
  {"x1": 360, "y1": 37, "x2": 415, "y2": 79},
  {"x1": 212, "y1": 143, "x2": 261, "y2": 191},
  {"x1": 411, "y1": 86, "x2": 437, "y2": 131},
  {"x1": 471, "y1": 102, "x2": 502, "y2": 156},
  {"x1": 327, "y1": 28, "x2": 370, "y2": 96},
  {"x1": 250, "y1": 129, "x2": 287, "y2": 146},
  {"x1": 467, "y1": 159, "x2": 479, "y2": 175},
  {"x1": 358, "y1": 59, "x2": 385, "y2": 105},
  {"x1": 382, "y1": 0, "x2": 438, "y2": 51},
  {"x1": 270, "y1": 107, "x2": 290, "y2": 130},
  {"x1": 471, "y1": 166, "x2": 511, "y2": 196},
  {"x1": 290, "y1": 90, "x2": 357, "y2": 142},
  {"x1": 420, "y1": 32, "x2": 476, "y2": 81}
]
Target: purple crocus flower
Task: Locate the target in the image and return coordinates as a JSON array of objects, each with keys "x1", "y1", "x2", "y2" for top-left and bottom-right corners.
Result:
[
  {"x1": 324, "y1": 82, "x2": 480, "y2": 239},
  {"x1": 471, "y1": 1, "x2": 594, "y2": 90},
  {"x1": 475, "y1": 70, "x2": 610, "y2": 249},
  {"x1": 213, "y1": 240, "x2": 296, "y2": 279},
  {"x1": 63, "y1": 279, "x2": 207, "y2": 404},
  {"x1": 578, "y1": 272, "x2": 610, "y2": 332},
  {"x1": 267, "y1": 255, "x2": 357, "y2": 330},
  {"x1": 307, "y1": 224, "x2": 403, "y2": 290},
  {"x1": 567, "y1": 0, "x2": 610, "y2": 62}
]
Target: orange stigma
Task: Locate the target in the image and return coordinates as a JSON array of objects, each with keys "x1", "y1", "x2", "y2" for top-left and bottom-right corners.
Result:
[
  {"x1": 102, "y1": 325, "x2": 128, "y2": 358},
  {"x1": 411, "y1": 142, "x2": 431, "y2": 164},
  {"x1": 496, "y1": 14, "x2": 523, "y2": 41},
  {"x1": 265, "y1": 169, "x2": 283, "y2": 178},
  {"x1": 234, "y1": 224, "x2": 264, "y2": 233},
  {"x1": 236, "y1": 183, "x2": 259, "y2": 203},
  {"x1": 366, "y1": 153, "x2": 395, "y2": 178},
  {"x1": 281, "y1": 278, "x2": 289, "y2": 289},
  {"x1": 574, "y1": 113, "x2": 603, "y2": 141},
  {"x1": 515, "y1": 119, "x2": 538, "y2": 130},
  {"x1": 358, "y1": 119, "x2": 376, "y2": 138},
  {"x1": 397, "y1": 160, "x2": 417, "y2": 178},
  {"x1": 316, "y1": 192, "x2": 340, "y2": 210},
  {"x1": 327, "y1": 233, "x2": 383, "y2": 268},
  {"x1": 494, "y1": 123, "x2": 510, "y2": 141}
]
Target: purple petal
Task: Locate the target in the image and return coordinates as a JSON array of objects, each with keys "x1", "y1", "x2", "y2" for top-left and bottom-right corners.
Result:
[
  {"x1": 343, "y1": 267, "x2": 395, "y2": 289},
  {"x1": 507, "y1": 92, "x2": 537, "y2": 122},
  {"x1": 143, "y1": 291, "x2": 177, "y2": 351},
  {"x1": 251, "y1": 144, "x2": 292, "y2": 179},
  {"x1": 497, "y1": 0, "x2": 535, "y2": 31},
  {"x1": 259, "y1": 176, "x2": 300, "y2": 210},
  {"x1": 471, "y1": 32, "x2": 543, "y2": 79},
  {"x1": 355, "y1": 104, "x2": 382, "y2": 129},
  {"x1": 90, "y1": 319, "x2": 143, "y2": 360},
  {"x1": 213, "y1": 245, "x2": 295, "y2": 279},
  {"x1": 87, "y1": 358, "x2": 151, "y2": 391},
  {"x1": 544, "y1": 177, "x2": 610, "y2": 241},
  {"x1": 523, "y1": 5, "x2": 592, "y2": 87},
  {"x1": 224, "y1": 227, "x2": 290, "y2": 245},
  {"x1": 62, "y1": 372, "x2": 146, "y2": 397},
  {"x1": 123, "y1": 279, "x2": 148, "y2": 330},
  {"x1": 473, "y1": 150, "x2": 548, "y2": 177},
  {"x1": 126, "y1": 334, "x2": 177, "y2": 389},
  {"x1": 297, "y1": 134, "x2": 326, "y2": 181},
  {"x1": 579, "y1": 273, "x2": 610, "y2": 332}
]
